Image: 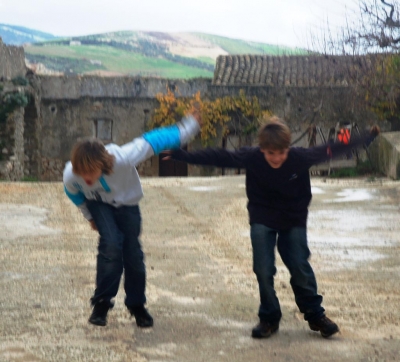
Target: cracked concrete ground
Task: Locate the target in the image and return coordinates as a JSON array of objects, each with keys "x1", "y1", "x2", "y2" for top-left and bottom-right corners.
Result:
[{"x1": 0, "y1": 176, "x2": 399, "y2": 362}]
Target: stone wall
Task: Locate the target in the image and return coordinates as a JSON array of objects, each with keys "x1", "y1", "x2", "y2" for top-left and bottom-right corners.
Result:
[
  {"x1": 37, "y1": 76, "x2": 211, "y2": 100},
  {"x1": 369, "y1": 132, "x2": 400, "y2": 179},
  {"x1": 209, "y1": 85, "x2": 383, "y2": 132},
  {"x1": 0, "y1": 45, "x2": 394, "y2": 181},
  {"x1": 38, "y1": 97, "x2": 159, "y2": 180},
  {"x1": 23, "y1": 93, "x2": 42, "y2": 179},
  {"x1": 0, "y1": 107, "x2": 24, "y2": 180},
  {"x1": 31, "y1": 76, "x2": 212, "y2": 180},
  {"x1": 30, "y1": 75, "x2": 387, "y2": 181},
  {"x1": 0, "y1": 38, "x2": 26, "y2": 79},
  {"x1": 0, "y1": 40, "x2": 27, "y2": 180}
]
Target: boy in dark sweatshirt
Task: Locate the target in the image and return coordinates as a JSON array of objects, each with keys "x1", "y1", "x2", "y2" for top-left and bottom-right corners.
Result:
[{"x1": 167, "y1": 117, "x2": 379, "y2": 339}]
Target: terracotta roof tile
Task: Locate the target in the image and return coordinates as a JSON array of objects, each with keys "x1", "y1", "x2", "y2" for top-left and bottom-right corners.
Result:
[{"x1": 212, "y1": 54, "x2": 382, "y2": 86}]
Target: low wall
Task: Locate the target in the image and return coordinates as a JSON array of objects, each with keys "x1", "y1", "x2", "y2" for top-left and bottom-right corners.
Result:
[
  {"x1": 369, "y1": 132, "x2": 400, "y2": 179},
  {"x1": 37, "y1": 75, "x2": 212, "y2": 100}
]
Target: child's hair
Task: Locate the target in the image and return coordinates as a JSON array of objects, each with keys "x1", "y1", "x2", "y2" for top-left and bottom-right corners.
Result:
[
  {"x1": 257, "y1": 116, "x2": 291, "y2": 150},
  {"x1": 71, "y1": 138, "x2": 115, "y2": 175}
]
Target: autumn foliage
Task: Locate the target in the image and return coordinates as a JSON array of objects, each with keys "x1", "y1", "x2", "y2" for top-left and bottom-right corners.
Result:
[
  {"x1": 366, "y1": 54, "x2": 400, "y2": 121},
  {"x1": 150, "y1": 87, "x2": 271, "y2": 145}
]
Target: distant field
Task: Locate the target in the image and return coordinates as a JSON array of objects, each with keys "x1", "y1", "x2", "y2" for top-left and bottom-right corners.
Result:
[
  {"x1": 25, "y1": 44, "x2": 214, "y2": 78},
  {"x1": 23, "y1": 31, "x2": 308, "y2": 78},
  {"x1": 197, "y1": 56, "x2": 216, "y2": 65},
  {"x1": 194, "y1": 33, "x2": 307, "y2": 55}
]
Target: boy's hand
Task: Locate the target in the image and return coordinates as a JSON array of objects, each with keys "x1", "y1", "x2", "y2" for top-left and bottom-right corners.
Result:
[
  {"x1": 89, "y1": 219, "x2": 97, "y2": 231},
  {"x1": 190, "y1": 101, "x2": 202, "y2": 126},
  {"x1": 370, "y1": 125, "x2": 380, "y2": 137},
  {"x1": 162, "y1": 150, "x2": 173, "y2": 161},
  {"x1": 161, "y1": 149, "x2": 187, "y2": 161}
]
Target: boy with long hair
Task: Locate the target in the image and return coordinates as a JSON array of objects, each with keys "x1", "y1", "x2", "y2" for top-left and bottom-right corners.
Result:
[
  {"x1": 63, "y1": 111, "x2": 201, "y2": 328},
  {"x1": 167, "y1": 116, "x2": 379, "y2": 339}
]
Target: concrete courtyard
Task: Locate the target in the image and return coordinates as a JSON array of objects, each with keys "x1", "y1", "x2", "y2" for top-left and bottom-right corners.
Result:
[{"x1": 0, "y1": 176, "x2": 399, "y2": 362}]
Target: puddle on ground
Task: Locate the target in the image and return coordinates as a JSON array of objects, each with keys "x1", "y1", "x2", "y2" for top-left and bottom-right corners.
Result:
[
  {"x1": 236, "y1": 205, "x2": 396, "y2": 271},
  {"x1": 311, "y1": 187, "x2": 325, "y2": 194},
  {"x1": 149, "y1": 285, "x2": 209, "y2": 305},
  {"x1": 309, "y1": 209, "x2": 399, "y2": 236},
  {"x1": 308, "y1": 203, "x2": 397, "y2": 270},
  {"x1": 309, "y1": 233, "x2": 386, "y2": 269},
  {"x1": 188, "y1": 186, "x2": 222, "y2": 192},
  {"x1": 324, "y1": 188, "x2": 373, "y2": 203},
  {"x1": 309, "y1": 209, "x2": 379, "y2": 232},
  {"x1": 0, "y1": 270, "x2": 57, "y2": 282},
  {"x1": 0, "y1": 204, "x2": 59, "y2": 240},
  {"x1": 311, "y1": 250, "x2": 385, "y2": 271},
  {"x1": 313, "y1": 247, "x2": 384, "y2": 261}
]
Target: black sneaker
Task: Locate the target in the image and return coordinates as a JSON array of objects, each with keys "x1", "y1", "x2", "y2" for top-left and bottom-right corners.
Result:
[
  {"x1": 251, "y1": 321, "x2": 279, "y2": 338},
  {"x1": 308, "y1": 316, "x2": 339, "y2": 338},
  {"x1": 88, "y1": 301, "x2": 110, "y2": 326},
  {"x1": 128, "y1": 305, "x2": 154, "y2": 328}
]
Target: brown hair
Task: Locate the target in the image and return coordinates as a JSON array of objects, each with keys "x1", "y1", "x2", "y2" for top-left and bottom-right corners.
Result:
[
  {"x1": 257, "y1": 116, "x2": 291, "y2": 150},
  {"x1": 70, "y1": 138, "x2": 115, "y2": 175}
]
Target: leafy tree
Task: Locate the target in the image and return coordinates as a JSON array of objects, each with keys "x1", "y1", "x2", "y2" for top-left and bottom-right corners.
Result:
[
  {"x1": 150, "y1": 88, "x2": 270, "y2": 146},
  {"x1": 0, "y1": 91, "x2": 29, "y2": 124}
]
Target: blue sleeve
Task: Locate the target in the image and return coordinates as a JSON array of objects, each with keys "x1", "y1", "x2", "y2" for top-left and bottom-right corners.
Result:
[
  {"x1": 64, "y1": 185, "x2": 86, "y2": 206},
  {"x1": 142, "y1": 125, "x2": 181, "y2": 155}
]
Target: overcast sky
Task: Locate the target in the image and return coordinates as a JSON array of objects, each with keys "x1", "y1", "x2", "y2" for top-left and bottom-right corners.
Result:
[{"x1": 0, "y1": 0, "x2": 361, "y2": 47}]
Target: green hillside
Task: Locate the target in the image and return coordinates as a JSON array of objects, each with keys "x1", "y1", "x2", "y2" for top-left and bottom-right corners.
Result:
[
  {"x1": 24, "y1": 31, "x2": 308, "y2": 79},
  {"x1": 194, "y1": 33, "x2": 305, "y2": 55},
  {"x1": 0, "y1": 23, "x2": 56, "y2": 45},
  {"x1": 25, "y1": 45, "x2": 213, "y2": 78}
]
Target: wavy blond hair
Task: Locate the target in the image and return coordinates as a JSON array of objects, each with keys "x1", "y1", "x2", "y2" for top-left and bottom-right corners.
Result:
[{"x1": 71, "y1": 138, "x2": 115, "y2": 175}]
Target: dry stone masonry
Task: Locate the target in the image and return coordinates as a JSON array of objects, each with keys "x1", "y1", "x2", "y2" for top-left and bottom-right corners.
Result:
[
  {"x1": 0, "y1": 37, "x2": 396, "y2": 180},
  {"x1": 0, "y1": 38, "x2": 27, "y2": 180}
]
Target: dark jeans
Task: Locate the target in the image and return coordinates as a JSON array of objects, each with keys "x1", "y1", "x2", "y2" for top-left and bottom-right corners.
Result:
[
  {"x1": 86, "y1": 200, "x2": 146, "y2": 308},
  {"x1": 250, "y1": 224, "x2": 325, "y2": 323}
]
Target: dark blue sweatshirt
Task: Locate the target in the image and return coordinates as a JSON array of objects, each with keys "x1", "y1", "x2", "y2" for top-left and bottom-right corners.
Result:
[{"x1": 170, "y1": 135, "x2": 376, "y2": 230}]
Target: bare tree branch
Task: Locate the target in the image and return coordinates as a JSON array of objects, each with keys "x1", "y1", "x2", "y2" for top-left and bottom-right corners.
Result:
[
  {"x1": 306, "y1": 0, "x2": 400, "y2": 127},
  {"x1": 381, "y1": 0, "x2": 398, "y2": 26}
]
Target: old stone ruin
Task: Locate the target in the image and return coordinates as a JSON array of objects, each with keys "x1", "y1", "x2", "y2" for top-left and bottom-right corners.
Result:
[{"x1": 1, "y1": 37, "x2": 400, "y2": 180}]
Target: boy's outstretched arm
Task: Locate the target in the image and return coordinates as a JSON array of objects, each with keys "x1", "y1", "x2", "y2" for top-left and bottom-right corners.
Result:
[
  {"x1": 121, "y1": 112, "x2": 201, "y2": 167},
  {"x1": 299, "y1": 126, "x2": 380, "y2": 168},
  {"x1": 166, "y1": 147, "x2": 249, "y2": 169}
]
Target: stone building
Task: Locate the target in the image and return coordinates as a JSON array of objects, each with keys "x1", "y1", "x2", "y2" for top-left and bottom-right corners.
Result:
[
  {"x1": 211, "y1": 54, "x2": 385, "y2": 127},
  {"x1": 0, "y1": 38, "x2": 27, "y2": 180},
  {"x1": 31, "y1": 76, "x2": 210, "y2": 180},
  {"x1": 0, "y1": 39, "x2": 390, "y2": 181}
]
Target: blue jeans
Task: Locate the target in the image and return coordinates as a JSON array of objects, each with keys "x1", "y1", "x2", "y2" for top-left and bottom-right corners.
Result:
[
  {"x1": 250, "y1": 224, "x2": 325, "y2": 323},
  {"x1": 86, "y1": 201, "x2": 146, "y2": 308}
]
